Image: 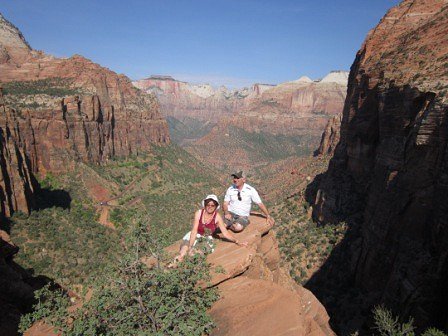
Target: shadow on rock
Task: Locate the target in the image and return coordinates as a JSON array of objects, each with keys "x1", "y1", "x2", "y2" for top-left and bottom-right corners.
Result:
[{"x1": 1, "y1": 235, "x2": 54, "y2": 336}]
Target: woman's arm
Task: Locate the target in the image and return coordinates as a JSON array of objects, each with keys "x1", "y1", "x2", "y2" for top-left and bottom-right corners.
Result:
[
  {"x1": 188, "y1": 210, "x2": 201, "y2": 249},
  {"x1": 216, "y1": 213, "x2": 247, "y2": 246}
]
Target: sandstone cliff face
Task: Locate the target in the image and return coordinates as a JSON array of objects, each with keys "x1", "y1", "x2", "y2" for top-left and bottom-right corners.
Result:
[
  {"x1": 0, "y1": 13, "x2": 170, "y2": 177},
  {"x1": 0, "y1": 14, "x2": 31, "y2": 64},
  {"x1": 310, "y1": 0, "x2": 448, "y2": 331},
  {"x1": 316, "y1": 115, "x2": 341, "y2": 156},
  {"x1": 0, "y1": 89, "x2": 35, "y2": 216},
  {"x1": 238, "y1": 76, "x2": 346, "y2": 137}
]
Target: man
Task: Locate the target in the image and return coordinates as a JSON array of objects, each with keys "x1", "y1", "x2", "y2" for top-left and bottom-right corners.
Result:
[{"x1": 223, "y1": 171, "x2": 274, "y2": 232}]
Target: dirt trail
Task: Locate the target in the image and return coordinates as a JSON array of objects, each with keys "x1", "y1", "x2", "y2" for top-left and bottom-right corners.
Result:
[
  {"x1": 95, "y1": 166, "x2": 154, "y2": 229},
  {"x1": 98, "y1": 206, "x2": 115, "y2": 229}
]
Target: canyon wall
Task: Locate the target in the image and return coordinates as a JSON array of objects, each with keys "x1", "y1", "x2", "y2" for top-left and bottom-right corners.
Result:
[
  {"x1": 310, "y1": 0, "x2": 448, "y2": 331},
  {"x1": 0, "y1": 89, "x2": 35, "y2": 216},
  {"x1": 0, "y1": 13, "x2": 170, "y2": 216}
]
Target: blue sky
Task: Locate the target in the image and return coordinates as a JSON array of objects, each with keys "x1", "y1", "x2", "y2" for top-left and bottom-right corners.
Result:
[{"x1": 2, "y1": 0, "x2": 400, "y2": 87}]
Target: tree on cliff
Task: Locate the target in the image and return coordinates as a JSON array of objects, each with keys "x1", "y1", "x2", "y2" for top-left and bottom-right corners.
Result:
[
  {"x1": 19, "y1": 218, "x2": 218, "y2": 335},
  {"x1": 372, "y1": 307, "x2": 446, "y2": 336}
]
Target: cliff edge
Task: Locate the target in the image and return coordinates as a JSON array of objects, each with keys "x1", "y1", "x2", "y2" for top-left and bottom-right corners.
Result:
[{"x1": 160, "y1": 215, "x2": 334, "y2": 336}]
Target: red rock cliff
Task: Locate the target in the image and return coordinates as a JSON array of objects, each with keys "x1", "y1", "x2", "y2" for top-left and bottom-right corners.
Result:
[
  {"x1": 0, "y1": 89, "x2": 35, "y2": 216},
  {"x1": 309, "y1": 0, "x2": 448, "y2": 331},
  {"x1": 0, "y1": 13, "x2": 170, "y2": 176}
]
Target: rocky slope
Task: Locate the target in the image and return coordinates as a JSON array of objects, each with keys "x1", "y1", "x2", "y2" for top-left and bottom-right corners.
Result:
[
  {"x1": 26, "y1": 215, "x2": 335, "y2": 336},
  {"x1": 308, "y1": 0, "x2": 448, "y2": 332}
]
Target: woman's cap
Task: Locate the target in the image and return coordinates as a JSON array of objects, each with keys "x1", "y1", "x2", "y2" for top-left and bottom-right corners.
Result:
[{"x1": 202, "y1": 194, "x2": 220, "y2": 209}]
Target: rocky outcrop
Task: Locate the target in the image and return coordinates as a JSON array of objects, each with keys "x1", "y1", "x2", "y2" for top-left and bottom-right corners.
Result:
[
  {"x1": 161, "y1": 215, "x2": 334, "y2": 335},
  {"x1": 309, "y1": 0, "x2": 448, "y2": 332},
  {"x1": 0, "y1": 13, "x2": 170, "y2": 177},
  {"x1": 315, "y1": 115, "x2": 341, "y2": 156},
  {"x1": 27, "y1": 215, "x2": 335, "y2": 336}
]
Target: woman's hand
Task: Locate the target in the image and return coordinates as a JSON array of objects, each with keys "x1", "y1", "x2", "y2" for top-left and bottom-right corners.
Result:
[{"x1": 236, "y1": 240, "x2": 248, "y2": 247}]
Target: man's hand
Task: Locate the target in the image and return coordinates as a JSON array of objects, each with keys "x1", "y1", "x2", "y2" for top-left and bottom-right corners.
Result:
[
  {"x1": 266, "y1": 215, "x2": 275, "y2": 226},
  {"x1": 237, "y1": 241, "x2": 248, "y2": 247}
]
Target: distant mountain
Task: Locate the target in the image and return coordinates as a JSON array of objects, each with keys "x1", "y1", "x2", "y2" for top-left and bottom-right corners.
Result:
[{"x1": 133, "y1": 71, "x2": 348, "y2": 170}]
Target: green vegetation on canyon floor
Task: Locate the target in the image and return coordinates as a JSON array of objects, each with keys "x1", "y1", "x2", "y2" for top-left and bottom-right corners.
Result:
[
  {"x1": 9, "y1": 144, "x2": 222, "y2": 287},
  {"x1": 95, "y1": 144, "x2": 222, "y2": 246},
  {"x1": 166, "y1": 116, "x2": 216, "y2": 144}
]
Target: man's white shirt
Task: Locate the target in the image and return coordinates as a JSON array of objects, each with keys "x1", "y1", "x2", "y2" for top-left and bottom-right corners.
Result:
[{"x1": 224, "y1": 183, "x2": 262, "y2": 217}]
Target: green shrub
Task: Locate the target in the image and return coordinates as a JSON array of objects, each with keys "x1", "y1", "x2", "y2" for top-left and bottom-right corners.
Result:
[
  {"x1": 372, "y1": 306, "x2": 447, "y2": 336},
  {"x1": 20, "y1": 220, "x2": 218, "y2": 336}
]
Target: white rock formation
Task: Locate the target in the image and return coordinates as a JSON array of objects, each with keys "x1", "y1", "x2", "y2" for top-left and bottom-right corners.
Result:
[{"x1": 319, "y1": 71, "x2": 349, "y2": 85}]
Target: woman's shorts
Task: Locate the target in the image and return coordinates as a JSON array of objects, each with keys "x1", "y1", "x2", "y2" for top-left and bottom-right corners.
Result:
[{"x1": 181, "y1": 231, "x2": 214, "y2": 252}]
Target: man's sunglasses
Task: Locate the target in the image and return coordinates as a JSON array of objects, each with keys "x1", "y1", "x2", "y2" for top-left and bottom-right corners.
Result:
[{"x1": 237, "y1": 191, "x2": 242, "y2": 201}]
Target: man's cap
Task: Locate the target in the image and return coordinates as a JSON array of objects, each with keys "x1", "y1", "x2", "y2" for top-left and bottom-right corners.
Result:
[
  {"x1": 231, "y1": 171, "x2": 245, "y2": 179},
  {"x1": 202, "y1": 194, "x2": 220, "y2": 210}
]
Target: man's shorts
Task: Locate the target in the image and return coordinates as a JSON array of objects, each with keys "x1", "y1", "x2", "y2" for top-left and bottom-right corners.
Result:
[{"x1": 224, "y1": 212, "x2": 250, "y2": 229}]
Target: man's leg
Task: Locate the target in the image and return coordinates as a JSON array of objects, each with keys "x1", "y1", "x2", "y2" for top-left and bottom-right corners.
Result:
[
  {"x1": 225, "y1": 213, "x2": 249, "y2": 232},
  {"x1": 231, "y1": 223, "x2": 244, "y2": 232}
]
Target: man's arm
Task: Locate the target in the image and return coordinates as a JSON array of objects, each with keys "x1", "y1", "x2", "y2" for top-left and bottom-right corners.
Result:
[{"x1": 256, "y1": 202, "x2": 275, "y2": 225}]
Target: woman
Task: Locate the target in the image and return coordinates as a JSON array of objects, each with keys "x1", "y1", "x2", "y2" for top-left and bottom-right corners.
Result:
[{"x1": 172, "y1": 194, "x2": 248, "y2": 265}]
